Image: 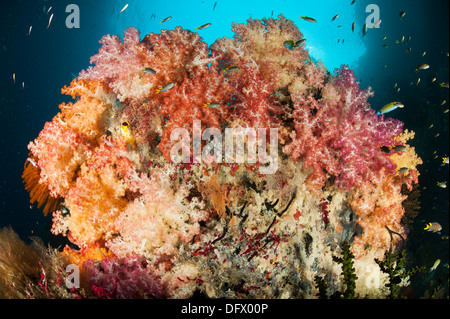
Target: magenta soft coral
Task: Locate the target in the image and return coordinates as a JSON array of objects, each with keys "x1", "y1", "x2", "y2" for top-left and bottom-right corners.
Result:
[
  {"x1": 284, "y1": 66, "x2": 404, "y2": 193},
  {"x1": 79, "y1": 27, "x2": 154, "y2": 102},
  {"x1": 83, "y1": 256, "x2": 167, "y2": 298}
]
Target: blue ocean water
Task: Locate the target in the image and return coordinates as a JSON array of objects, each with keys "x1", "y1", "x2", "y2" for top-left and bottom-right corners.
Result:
[{"x1": 0, "y1": 0, "x2": 448, "y2": 298}]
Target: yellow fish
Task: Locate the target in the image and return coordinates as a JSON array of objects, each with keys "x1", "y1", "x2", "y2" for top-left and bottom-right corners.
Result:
[
  {"x1": 437, "y1": 181, "x2": 447, "y2": 188},
  {"x1": 377, "y1": 102, "x2": 404, "y2": 115},
  {"x1": 121, "y1": 122, "x2": 136, "y2": 149},
  {"x1": 430, "y1": 259, "x2": 441, "y2": 272}
]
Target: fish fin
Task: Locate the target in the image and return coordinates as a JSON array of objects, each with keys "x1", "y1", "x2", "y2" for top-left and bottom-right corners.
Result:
[{"x1": 376, "y1": 111, "x2": 381, "y2": 116}]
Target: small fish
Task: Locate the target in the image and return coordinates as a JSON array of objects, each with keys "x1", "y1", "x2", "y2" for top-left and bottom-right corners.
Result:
[
  {"x1": 362, "y1": 23, "x2": 368, "y2": 36},
  {"x1": 223, "y1": 66, "x2": 240, "y2": 74},
  {"x1": 46, "y1": 6, "x2": 52, "y2": 15},
  {"x1": 160, "y1": 16, "x2": 172, "y2": 23},
  {"x1": 430, "y1": 259, "x2": 441, "y2": 272},
  {"x1": 373, "y1": 19, "x2": 381, "y2": 28},
  {"x1": 120, "y1": 4, "x2": 129, "y2": 13},
  {"x1": 392, "y1": 145, "x2": 407, "y2": 152},
  {"x1": 47, "y1": 13, "x2": 54, "y2": 29},
  {"x1": 422, "y1": 51, "x2": 426, "y2": 57},
  {"x1": 440, "y1": 82, "x2": 449, "y2": 88},
  {"x1": 213, "y1": 1, "x2": 217, "y2": 11},
  {"x1": 416, "y1": 78, "x2": 421, "y2": 86},
  {"x1": 121, "y1": 121, "x2": 136, "y2": 148},
  {"x1": 441, "y1": 100, "x2": 446, "y2": 106},
  {"x1": 380, "y1": 146, "x2": 391, "y2": 153},
  {"x1": 195, "y1": 23, "x2": 212, "y2": 30},
  {"x1": 416, "y1": 64, "x2": 430, "y2": 71},
  {"x1": 143, "y1": 67, "x2": 156, "y2": 75},
  {"x1": 428, "y1": 124, "x2": 434, "y2": 129},
  {"x1": 283, "y1": 39, "x2": 306, "y2": 50},
  {"x1": 405, "y1": 47, "x2": 411, "y2": 53},
  {"x1": 398, "y1": 167, "x2": 409, "y2": 174},
  {"x1": 394, "y1": 40, "x2": 399, "y2": 44},
  {"x1": 435, "y1": 133, "x2": 440, "y2": 138},
  {"x1": 400, "y1": 11, "x2": 406, "y2": 20},
  {"x1": 442, "y1": 157, "x2": 449, "y2": 165},
  {"x1": 22, "y1": 82, "x2": 25, "y2": 89},
  {"x1": 406, "y1": 36, "x2": 412, "y2": 43},
  {"x1": 351, "y1": 0, "x2": 356, "y2": 4},
  {"x1": 397, "y1": 87, "x2": 400, "y2": 93},
  {"x1": 331, "y1": 14, "x2": 339, "y2": 21},
  {"x1": 444, "y1": 109, "x2": 449, "y2": 114},
  {"x1": 204, "y1": 102, "x2": 221, "y2": 108},
  {"x1": 12, "y1": 73, "x2": 15, "y2": 84},
  {"x1": 432, "y1": 77, "x2": 437, "y2": 83},
  {"x1": 28, "y1": 25, "x2": 32, "y2": 36},
  {"x1": 437, "y1": 181, "x2": 447, "y2": 188},
  {"x1": 382, "y1": 44, "x2": 388, "y2": 48},
  {"x1": 382, "y1": 36, "x2": 387, "y2": 40},
  {"x1": 424, "y1": 222, "x2": 442, "y2": 233},
  {"x1": 401, "y1": 35, "x2": 405, "y2": 43},
  {"x1": 377, "y1": 102, "x2": 404, "y2": 115},
  {"x1": 156, "y1": 82, "x2": 175, "y2": 93},
  {"x1": 299, "y1": 16, "x2": 317, "y2": 23},
  {"x1": 352, "y1": 22, "x2": 355, "y2": 32}
]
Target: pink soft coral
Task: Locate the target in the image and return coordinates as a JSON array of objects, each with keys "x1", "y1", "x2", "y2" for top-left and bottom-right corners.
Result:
[
  {"x1": 284, "y1": 66, "x2": 404, "y2": 194},
  {"x1": 83, "y1": 256, "x2": 167, "y2": 298}
]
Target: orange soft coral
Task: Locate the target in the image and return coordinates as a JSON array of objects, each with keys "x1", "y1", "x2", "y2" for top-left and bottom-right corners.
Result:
[
  {"x1": 63, "y1": 139, "x2": 134, "y2": 248},
  {"x1": 27, "y1": 120, "x2": 91, "y2": 198},
  {"x1": 60, "y1": 80, "x2": 110, "y2": 142},
  {"x1": 349, "y1": 168, "x2": 409, "y2": 259},
  {"x1": 22, "y1": 154, "x2": 60, "y2": 216},
  {"x1": 62, "y1": 244, "x2": 115, "y2": 270}
]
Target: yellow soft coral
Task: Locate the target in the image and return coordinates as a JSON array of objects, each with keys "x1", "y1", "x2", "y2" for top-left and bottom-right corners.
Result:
[{"x1": 389, "y1": 130, "x2": 423, "y2": 175}]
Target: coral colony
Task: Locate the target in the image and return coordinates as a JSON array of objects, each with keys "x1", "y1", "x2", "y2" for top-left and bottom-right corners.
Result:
[{"x1": 4, "y1": 15, "x2": 423, "y2": 298}]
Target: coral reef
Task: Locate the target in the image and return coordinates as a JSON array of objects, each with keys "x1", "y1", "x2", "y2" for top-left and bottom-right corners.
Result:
[{"x1": 17, "y1": 15, "x2": 424, "y2": 299}]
